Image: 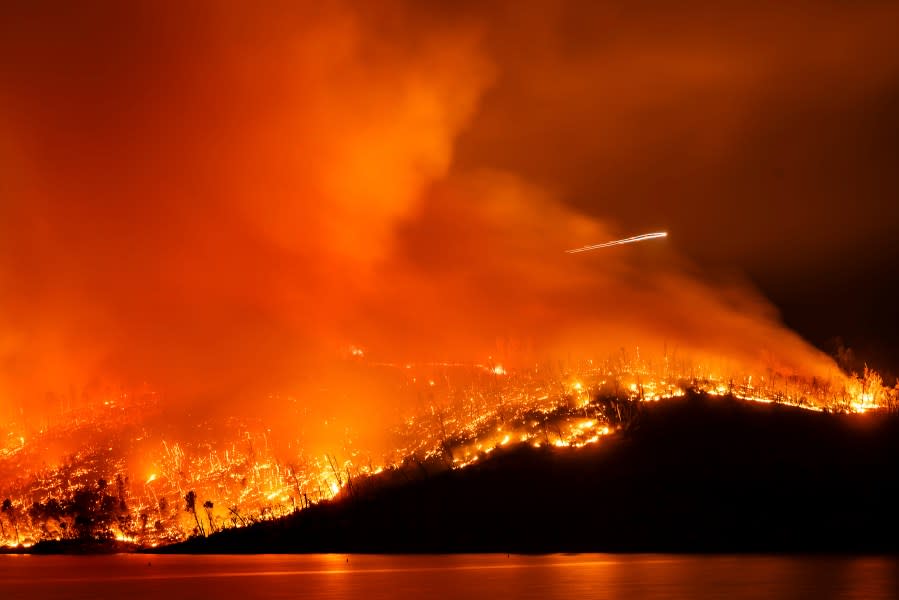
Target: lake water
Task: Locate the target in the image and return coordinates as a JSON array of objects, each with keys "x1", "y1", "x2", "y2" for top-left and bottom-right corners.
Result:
[{"x1": 1, "y1": 554, "x2": 896, "y2": 599}]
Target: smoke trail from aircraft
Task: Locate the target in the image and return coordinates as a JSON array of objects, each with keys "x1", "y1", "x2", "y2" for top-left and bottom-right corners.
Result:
[{"x1": 566, "y1": 232, "x2": 668, "y2": 254}]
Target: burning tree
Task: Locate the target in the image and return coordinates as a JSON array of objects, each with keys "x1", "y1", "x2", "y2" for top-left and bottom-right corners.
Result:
[
  {"x1": 595, "y1": 394, "x2": 643, "y2": 433},
  {"x1": 61, "y1": 480, "x2": 123, "y2": 540},
  {"x1": 203, "y1": 500, "x2": 215, "y2": 534},
  {"x1": 1, "y1": 498, "x2": 18, "y2": 545},
  {"x1": 184, "y1": 490, "x2": 204, "y2": 537}
]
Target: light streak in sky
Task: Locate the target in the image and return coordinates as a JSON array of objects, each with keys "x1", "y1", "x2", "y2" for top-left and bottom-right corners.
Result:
[{"x1": 566, "y1": 232, "x2": 668, "y2": 254}]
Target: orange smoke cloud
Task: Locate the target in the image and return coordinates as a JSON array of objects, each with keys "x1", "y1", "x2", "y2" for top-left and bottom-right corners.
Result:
[
  {"x1": 0, "y1": 1, "x2": 493, "y2": 419},
  {"x1": 2, "y1": 0, "x2": 892, "y2": 434}
]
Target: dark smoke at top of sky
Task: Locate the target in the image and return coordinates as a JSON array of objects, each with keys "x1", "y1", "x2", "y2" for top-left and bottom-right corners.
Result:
[{"x1": 1, "y1": 0, "x2": 897, "y2": 432}]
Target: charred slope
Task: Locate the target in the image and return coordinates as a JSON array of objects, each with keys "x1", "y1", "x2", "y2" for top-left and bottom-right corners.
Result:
[{"x1": 156, "y1": 394, "x2": 899, "y2": 553}]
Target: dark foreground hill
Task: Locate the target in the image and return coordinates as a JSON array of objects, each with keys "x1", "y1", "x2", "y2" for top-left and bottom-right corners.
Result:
[{"x1": 155, "y1": 394, "x2": 899, "y2": 554}]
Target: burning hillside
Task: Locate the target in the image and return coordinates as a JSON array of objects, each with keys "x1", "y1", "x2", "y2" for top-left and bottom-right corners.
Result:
[{"x1": 1, "y1": 354, "x2": 893, "y2": 549}]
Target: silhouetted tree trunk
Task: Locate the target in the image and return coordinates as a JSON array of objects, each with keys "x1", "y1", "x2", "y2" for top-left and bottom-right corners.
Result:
[
  {"x1": 184, "y1": 491, "x2": 204, "y2": 536},
  {"x1": 203, "y1": 500, "x2": 215, "y2": 534},
  {"x1": 1, "y1": 498, "x2": 18, "y2": 545},
  {"x1": 228, "y1": 505, "x2": 247, "y2": 526}
]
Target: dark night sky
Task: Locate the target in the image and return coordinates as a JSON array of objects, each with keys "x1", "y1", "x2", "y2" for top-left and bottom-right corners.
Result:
[
  {"x1": 450, "y1": 1, "x2": 899, "y2": 373},
  {"x1": 1, "y1": 0, "x2": 898, "y2": 414}
]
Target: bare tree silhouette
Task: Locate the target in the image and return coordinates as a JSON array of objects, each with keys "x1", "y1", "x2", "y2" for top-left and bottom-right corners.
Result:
[
  {"x1": 184, "y1": 491, "x2": 204, "y2": 537},
  {"x1": 2, "y1": 498, "x2": 19, "y2": 545},
  {"x1": 202, "y1": 500, "x2": 216, "y2": 534}
]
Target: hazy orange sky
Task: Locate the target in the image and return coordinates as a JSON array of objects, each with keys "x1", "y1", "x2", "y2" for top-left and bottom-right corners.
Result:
[{"x1": 2, "y1": 0, "x2": 898, "y2": 420}]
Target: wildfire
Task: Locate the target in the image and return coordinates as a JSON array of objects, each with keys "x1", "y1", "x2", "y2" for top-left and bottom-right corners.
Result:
[{"x1": 0, "y1": 355, "x2": 895, "y2": 549}]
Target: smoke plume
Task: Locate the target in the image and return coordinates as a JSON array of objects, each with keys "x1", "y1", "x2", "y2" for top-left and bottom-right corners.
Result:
[{"x1": 3, "y1": 0, "x2": 895, "y2": 443}]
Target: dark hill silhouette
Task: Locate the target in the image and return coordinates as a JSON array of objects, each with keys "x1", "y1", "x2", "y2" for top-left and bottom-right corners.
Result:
[{"x1": 155, "y1": 393, "x2": 899, "y2": 553}]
